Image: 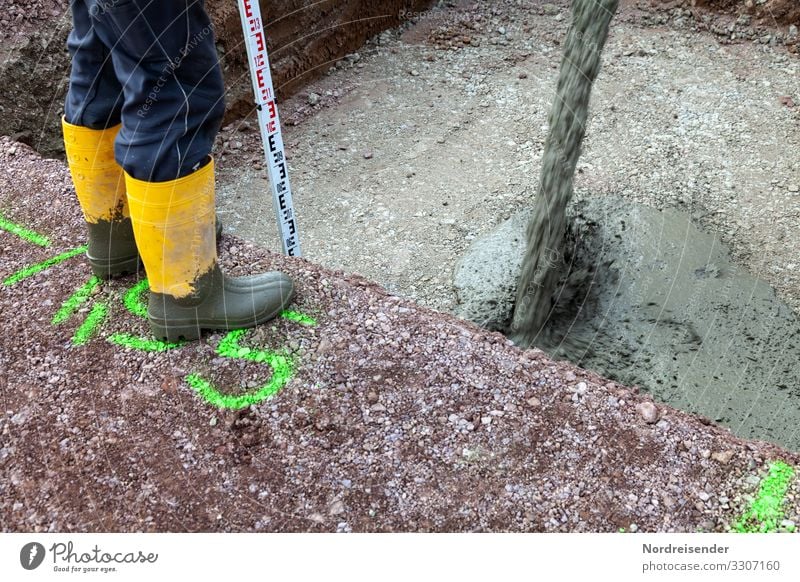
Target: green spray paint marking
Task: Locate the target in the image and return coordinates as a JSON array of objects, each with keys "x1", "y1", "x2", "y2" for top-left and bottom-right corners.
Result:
[
  {"x1": 0, "y1": 215, "x2": 317, "y2": 408},
  {"x1": 0, "y1": 212, "x2": 51, "y2": 247},
  {"x1": 3, "y1": 245, "x2": 87, "y2": 286},
  {"x1": 186, "y1": 329, "x2": 295, "y2": 409},
  {"x1": 280, "y1": 309, "x2": 317, "y2": 326},
  {"x1": 71, "y1": 301, "x2": 109, "y2": 346},
  {"x1": 113, "y1": 279, "x2": 181, "y2": 350},
  {"x1": 52, "y1": 276, "x2": 102, "y2": 324},
  {"x1": 123, "y1": 279, "x2": 149, "y2": 317},
  {"x1": 107, "y1": 332, "x2": 184, "y2": 352},
  {"x1": 734, "y1": 461, "x2": 795, "y2": 533},
  {"x1": 185, "y1": 370, "x2": 292, "y2": 410},
  {"x1": 216, "y1": 328, "x2": 294, "y2": 365}
]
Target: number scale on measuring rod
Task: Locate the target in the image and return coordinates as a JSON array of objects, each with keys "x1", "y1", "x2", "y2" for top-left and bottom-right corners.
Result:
[{"x1": 237, "y1": 0, "x2": 301, "y2": 257}]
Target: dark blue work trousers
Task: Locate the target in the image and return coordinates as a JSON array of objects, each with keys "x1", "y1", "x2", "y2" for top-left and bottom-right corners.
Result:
[{"x1": 64, "y1": 0, "x2": 225, "y2": 182}]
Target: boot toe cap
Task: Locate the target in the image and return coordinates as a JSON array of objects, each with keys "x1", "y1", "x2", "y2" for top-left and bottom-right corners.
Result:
[{"x1": 225, "y1": 272, "x2": 295, "y2": 315}]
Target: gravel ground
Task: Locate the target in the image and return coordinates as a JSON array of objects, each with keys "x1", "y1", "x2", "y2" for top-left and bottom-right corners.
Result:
[
  {"x1": 1, "y1": 138, "x2": 799, "y2": 532},
  {"x1": 2, "y1": 0, "x2": 800, "y2": 534},
  {"x1": 216, "y1": 0, "x2": 800, "y2": 319}
]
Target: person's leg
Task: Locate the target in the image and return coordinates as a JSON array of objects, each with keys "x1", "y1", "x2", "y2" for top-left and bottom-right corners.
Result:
[
  {"x1": 90, "y1": 0, "x2": 293, "y2": 341},
  {"x1": 90, "y1": 0, "x2": 225, "y2": 182},
  {"x1": 64, "y1": 0, "x2": 124, "y2": 129},
  {"x1": 63, "y1": 0, "x2": 139, "y2": 278}
]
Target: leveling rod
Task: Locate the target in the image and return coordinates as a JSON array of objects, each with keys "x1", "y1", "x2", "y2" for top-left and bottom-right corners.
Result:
[{"x1": 237, "y1": 0, "x2": 301, "y2": 257}]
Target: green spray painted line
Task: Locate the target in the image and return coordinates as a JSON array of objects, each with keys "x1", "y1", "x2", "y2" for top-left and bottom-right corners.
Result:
[
  {"x1": 3, "y1": 245, "x2": 88, "y2": 286},
  {"x1": 123, "y1": 279, "x2": 149, "y2": 318},
  {"x1": 280, "y1": 309, "x2": 317, "y2": 326},
  {"x1": 107, "y1": 332, "x2": 184, "y2": 352},
  {"x1": 186, "y1": 328, "x2": 295, "y2": 409},
  {"x1": 52, "y1": 276, "x2": 102, "y2": 324},
  {"x1": 71, "y1": 301, "x2": 109, "y2": 346},
  {"x1": 0, "y1": 212, "x2": 51, "y2": 247},
  {"x1": 734, "y1": 461, "x2": 795, "y2": 533},
  {"x1": 215, "y1": 328, "x2": 289, "y2": 362},
  {"x1": 185, "y1": 353, "x2": 293, "y2": 409}
]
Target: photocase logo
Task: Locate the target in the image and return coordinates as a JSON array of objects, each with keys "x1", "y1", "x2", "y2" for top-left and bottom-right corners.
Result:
[{"x1": 20, "y1": 542, "x2": 46, "y2": 570}]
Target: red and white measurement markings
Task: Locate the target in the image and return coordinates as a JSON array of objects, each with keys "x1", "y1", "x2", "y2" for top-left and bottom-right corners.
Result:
[{"x1": 238, "y1": 0, "x2": 301, "y2": 257}]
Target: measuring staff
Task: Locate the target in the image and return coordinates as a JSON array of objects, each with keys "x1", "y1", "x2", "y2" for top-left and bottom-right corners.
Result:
[{"x1": 238, "y1": 0, "x2": 302, "y2": 258}]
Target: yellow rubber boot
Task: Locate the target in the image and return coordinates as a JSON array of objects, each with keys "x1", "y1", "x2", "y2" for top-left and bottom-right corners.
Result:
[
  {"x1": 62, "y1": 118, "x2": 140, "y2": 278},
  {"x1": 125, "y1": 158, "x2": 294, "y2": 342}
]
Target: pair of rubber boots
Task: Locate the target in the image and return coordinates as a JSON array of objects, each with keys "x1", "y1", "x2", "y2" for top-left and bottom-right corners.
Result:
[{"x1": 62, "y1": 119, "x2": 294, "y2": 342}]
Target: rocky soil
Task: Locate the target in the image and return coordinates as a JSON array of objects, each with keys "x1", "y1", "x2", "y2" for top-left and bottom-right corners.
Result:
[
  {"x1": 1, "y1": 138, "x2": 799, "y2": 532},
  {"x1": 687, "y1": 0, "x2": 800, "y2": 27}
]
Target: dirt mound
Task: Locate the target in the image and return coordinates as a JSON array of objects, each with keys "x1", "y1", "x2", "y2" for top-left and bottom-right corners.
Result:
[
  {"x1": 689, "y1": 0, "x2": 800, "y2": 25},
  {"x1": 2, "y1": 139, "x2": 799, "y2": 532}
]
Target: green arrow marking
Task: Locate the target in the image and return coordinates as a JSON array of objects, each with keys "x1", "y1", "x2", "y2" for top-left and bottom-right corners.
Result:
[
  {"x1": 107, "y1": 332, "x2": 184, "y2": 352},
  {"x1": 734, "y1": 461, "x2": 795, "y2": 533},
  {"x1": 72, "y1": 301, "x2": 109, "y2": 346},
  {"x1": 53, "y1": 276, "x2": 102, "y2": 324},
  {"x1": 3, "y1": 245, "x2": 88, "y2": 286},
  {"x1": 0, "y1": 212, "x2": 51, "y2": 247}
]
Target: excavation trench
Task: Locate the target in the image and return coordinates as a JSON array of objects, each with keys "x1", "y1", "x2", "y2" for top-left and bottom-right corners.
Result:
[
  {"x1": 455, "y1": 0, "x2": 800, "y2": 452},
  {"x1": 454, "y1": 196, "x2": 800, "y2": 451},
  {"x1": 0, "y1": 0, "x2": 435, "y2": 157}
]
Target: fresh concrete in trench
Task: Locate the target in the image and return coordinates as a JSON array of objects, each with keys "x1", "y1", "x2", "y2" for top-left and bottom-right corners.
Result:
[
  {"x1": 455, "y1": 197, "x2": 800, "y2": 450},
  {"x1": 215, "y1": 4, "x2": 800, "y2": 450}
]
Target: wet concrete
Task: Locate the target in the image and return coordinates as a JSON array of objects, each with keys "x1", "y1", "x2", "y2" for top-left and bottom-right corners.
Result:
[
  {"x1": 511, "y1": 0, "x2": 618, "y2": 346},
  {"x1": 454, "y1": 196, "x2": 800, "y2": 451}
]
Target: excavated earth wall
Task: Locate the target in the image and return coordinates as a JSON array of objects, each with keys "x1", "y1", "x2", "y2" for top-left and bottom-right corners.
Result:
[{"x1": 0, "y1": 0, "x2": 435, "y2": 157}]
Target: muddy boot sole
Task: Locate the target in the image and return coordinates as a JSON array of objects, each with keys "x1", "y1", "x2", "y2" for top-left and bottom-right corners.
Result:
[{"x1": 88, "y1": 254, "x2": 142, "y2": 279}]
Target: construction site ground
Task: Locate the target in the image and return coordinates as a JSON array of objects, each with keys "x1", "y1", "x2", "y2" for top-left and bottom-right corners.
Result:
[
  {"x1": 216, "y1": 0, "x2": 800, "y2": 317},
  {"x1": 1, "y1": 0, "x2": 800, "y2": 532}
]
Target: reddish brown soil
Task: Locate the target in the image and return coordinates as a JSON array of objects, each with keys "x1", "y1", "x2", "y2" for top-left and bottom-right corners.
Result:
[
  {"x1": 649, "y1": 0, "x2": 800, "y2": 49},
  {"x1": 1, "y1": 139, "x2": 798, "y2": 532},
  {"x1": 689, "y1": 0, "x2": 800, "y2": 25}
]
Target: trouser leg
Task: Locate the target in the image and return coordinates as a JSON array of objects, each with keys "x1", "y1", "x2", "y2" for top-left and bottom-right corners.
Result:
[
  {"x1": 64, "y1": 0, "x2": 123, "y2": 129},
  {"x1": 85, "y1": 0, "x2": 226, "y2": 182},
  {"x1": 63, "y1": 1, "x2": 140, "y2": 278}
]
